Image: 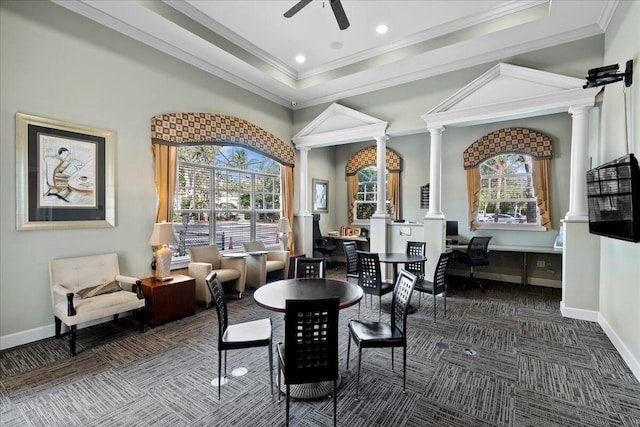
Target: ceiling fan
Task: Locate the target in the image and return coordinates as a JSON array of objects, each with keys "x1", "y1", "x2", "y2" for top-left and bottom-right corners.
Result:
[{"x1": 284, "y1": 0, "x2": 350, "y2": 30}]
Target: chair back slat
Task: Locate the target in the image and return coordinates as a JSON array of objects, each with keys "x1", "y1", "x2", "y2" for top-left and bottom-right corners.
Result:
[
  {"x1": 294, "y1": 257, "x2": 326, "y2": 279},
  {"x1": 205, "y1": 271, "x2": 228, "y2": 347},
  {"x1": 284, "y1": 298, "x2": 339, "y2": 385},
  {"x1": 342, "y1": 241, "x2": 359, "y2": 278},
  {"x1": 405, "y1": 241, "x2": 426, "y2": 279},
  {"x1": 390, "y1": 270, "x2": 417, "y2": 336},
  {"x1": 356, "y1": 251, "x2": 383, "y2": 295}
]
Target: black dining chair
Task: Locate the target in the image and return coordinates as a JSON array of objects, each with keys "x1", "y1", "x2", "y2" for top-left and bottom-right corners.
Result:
[
  {"x1": 414, "y1": 251, "x2": 452, "y2": 322},
  {"x1": 294, "y1": 257, "x2": 326, "y2": 278},
  {"x1": 342, "y1": 241, "x2": 359, "y2": 279},
  {"x1": 405, "y1": 241, "x2": 426, "y2": 279},
  {"x1": 346, "y1": 269, "x2": 417, "y2": 401},
  {"x1": 277, "y1": 298, "x2": 340, "y2": 427},
  {"x1": 356, "y1": 251, "x2": 394, "y2": 321},
  {"x1": 206, "y1": 271, "x2": 273, "y2": 399}
]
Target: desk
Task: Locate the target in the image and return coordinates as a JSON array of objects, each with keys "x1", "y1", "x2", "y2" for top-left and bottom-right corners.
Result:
[
  {"x1": 253, "y1": 278, "x2": 362, "y2": 399},
  {"x1": 449, "y1": 244, "x2": 562, "y2": 286}
]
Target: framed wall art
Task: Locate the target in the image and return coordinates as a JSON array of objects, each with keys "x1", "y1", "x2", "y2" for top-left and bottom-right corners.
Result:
[
  {"x1": 312, "y1": 178, "x2": 328, "y2": 213},
  {"x1": 16, "y1": 113, "x2": 115, "y2": 230}
]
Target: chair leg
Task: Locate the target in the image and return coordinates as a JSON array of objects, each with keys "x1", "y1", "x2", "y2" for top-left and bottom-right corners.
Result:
[
  {"x1": 333, "y1": 379, "x2": 337, "y2": 427},
  {"x1": 224, "y1": 350, "x2": 228, "y2": 379},
  {"x1": 268, "y1": 341, "x2": 273, "y2": 395},
  {"x1": 69, "y1": 325, "x2": 77, "y2": 357},
  {"x1": 138, "y1": 308, "x2": 145, "y2": 333},
  {"x1": 378, "y1": 295, "x2": 382, "y2": 321},
  {"x1": 54, "y1": 317, "x2": 62, "y2": 338},
  {"x1": 286, "y1": 384, "x2": 290, "y2": 427},
  {"x1": 277, "y1": 354, "x2": 282, "y2": 402},
  {"x1": 444, "y1": 287, "x2": 447, "y2": 318},
  {"x1": 433, "y1": 290, "x2": 436, "y2": 323},
  {"x1": 355, "y1": 346, "x2": 362, "y2": 401},
  {"x1": 391, "y1": 348, "x2": 394, "y2": 371},
  {"x1": 113, "y1": 313, "x2": 119, "y2": 322},
  {"x1": 346, "y1": 331, "x2": 351, "y2": 371},
  {"x1": 403, "y1": 344, "x2": 407, "y2": 394},
  {"x1": 218, "y1": 350, "x2": 222, "y2": 399}
]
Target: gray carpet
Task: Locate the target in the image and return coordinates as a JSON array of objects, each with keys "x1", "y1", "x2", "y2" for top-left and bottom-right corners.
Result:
[{"x1": 1, "y1": 270, "x2": 639, "y2": 426}]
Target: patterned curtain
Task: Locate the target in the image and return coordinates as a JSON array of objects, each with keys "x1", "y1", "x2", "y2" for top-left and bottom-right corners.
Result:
[
  {"x1": 152, "y1": 144, "x2": 177, "y2": 223},
  {"x1": 281, "y1": 165, "x2": 295, "y2": 252}
]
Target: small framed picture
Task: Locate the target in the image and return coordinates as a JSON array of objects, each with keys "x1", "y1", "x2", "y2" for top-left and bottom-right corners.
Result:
[
  {"x1": 312, "y1": 178, "x2": 328, "y2": 213},
  {"x1": 351, "y1": 227, "x2": 361, "y2": 236}
]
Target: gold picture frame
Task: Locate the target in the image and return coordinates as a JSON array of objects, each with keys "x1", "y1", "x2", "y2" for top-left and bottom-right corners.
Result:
[
  {"x1": 312, "y1": 178, "x2": 329, "y2": 213},
  {"x1": 16, "y1": 113, "x2": 115, "y2": 230}
]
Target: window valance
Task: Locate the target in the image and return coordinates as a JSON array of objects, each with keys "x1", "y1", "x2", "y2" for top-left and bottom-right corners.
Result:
[
  {"x1": 151, "y1": 112, "x2": 295, "y2": 167},
  {"x1": 463, "y1": 127, "x2": 553, "y2": 169},
  {"x1": 345, "y1": 146, "x2": 402, "y2": 175}
]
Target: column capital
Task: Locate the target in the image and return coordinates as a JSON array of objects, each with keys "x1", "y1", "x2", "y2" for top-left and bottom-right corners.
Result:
[
  {"x1": 427, "y1": 126, "x2": 445, "y2": 135},
  {"x1": 568, "y1": 104, "x2": 593, "y2": 116},
  {"x1": 374, "y1": 135, "x2": 389, "y2": 143},
  {"x1": 297, "y1": 146, "x2": 311, "y2": 152}
]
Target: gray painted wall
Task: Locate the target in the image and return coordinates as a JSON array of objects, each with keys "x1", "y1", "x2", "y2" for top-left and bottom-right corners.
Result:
[{"x1": 0, "y1": 1, "x2": 291, "y2": 338}]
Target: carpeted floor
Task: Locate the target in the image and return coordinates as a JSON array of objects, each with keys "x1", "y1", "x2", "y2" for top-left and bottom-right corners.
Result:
[{"x1": 1, "y1": 268, "x2": 639, "y2": 426}]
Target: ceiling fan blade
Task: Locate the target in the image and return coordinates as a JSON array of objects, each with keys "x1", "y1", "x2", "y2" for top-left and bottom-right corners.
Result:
[
  {"x1": 330, "y1": 0, "x2": 350, "y2": 30},
  {"x1": 284, "y1": 0, "x2": 312, "y2": 18}
]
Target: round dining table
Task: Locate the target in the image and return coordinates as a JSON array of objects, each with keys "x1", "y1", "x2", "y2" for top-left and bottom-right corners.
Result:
[
  {"x1": 253, "y1": 278, "x2": 363, "y2": 399},
  {"x1": 253, "y1": 278, "x2": 363, "y2": 313}
]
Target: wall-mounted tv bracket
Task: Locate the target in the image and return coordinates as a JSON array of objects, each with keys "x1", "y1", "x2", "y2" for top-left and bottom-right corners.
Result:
[{"x1": 583, "y1": 59, "x2": 633, "y2": 89}]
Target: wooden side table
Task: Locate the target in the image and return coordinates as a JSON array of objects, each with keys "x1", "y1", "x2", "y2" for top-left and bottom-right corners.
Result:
[
  {"x1": 288, "y1": 253, "x2": 306, "y2": 278},
  {"x1": 140, "y1": 274, "x2": 196, "y2": 327}
]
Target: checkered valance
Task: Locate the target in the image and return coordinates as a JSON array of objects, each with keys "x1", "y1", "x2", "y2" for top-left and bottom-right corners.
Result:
[
  {"x1": 346, "y1": 146, "x2": 402, "y2": 175},
  {"x1": 463, "y1": 127, "x2": 553, "y2": 169},
  {"x1": 151, "y1": 112, "x2": 295, "y2": 167}
]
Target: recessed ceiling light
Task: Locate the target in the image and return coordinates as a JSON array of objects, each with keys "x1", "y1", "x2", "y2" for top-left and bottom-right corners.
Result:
[
  {"x1": 376, "y1": 24, "x2": 389, "y2": 34},
  {"x1": 295, "y1": 55, "x2": 305, "y2": 63}
]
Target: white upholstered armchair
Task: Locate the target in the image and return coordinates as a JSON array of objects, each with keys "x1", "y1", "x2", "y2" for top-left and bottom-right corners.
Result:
[
  {"x1": 49, "y1": 253, "x2": 145, "y2": 356},
  {"x1": 188, "y1": 245, "x2": 247, "y2": 304},
  {"x1": 242, "y1": 241, "x2": 290, "y2": 287}
]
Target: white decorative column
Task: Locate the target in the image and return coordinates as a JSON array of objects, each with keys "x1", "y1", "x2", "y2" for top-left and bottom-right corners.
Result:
[
  {"x1": 566, "y1": 105, "x2": 592, "y2": 220},
  {"x1": 298, "y1": 147, "x2": 311, "y2": 215},
  {"x1": 426, "y1": 126, "x2": 445, "y2": 218},
  {"x1": 424, "y1": 126, "x2": 446, "y2": 280},
  {"x1": 295, "y1": 147, "x2": 313, "y2": 259},
  {"x1": 374, "y1": 135, "x2": 388, "y2": 216},
  {"x1": 370, "y1": 135, "x2": 390, "y2": 271},
  {"x1": 561, "y1": 104, "x2": 600, "y2": 320}
]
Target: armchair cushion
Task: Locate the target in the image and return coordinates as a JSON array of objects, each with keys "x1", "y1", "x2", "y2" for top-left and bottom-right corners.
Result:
[{"x1": 188, "y1": 246, "x2": 247, "y2": 303}]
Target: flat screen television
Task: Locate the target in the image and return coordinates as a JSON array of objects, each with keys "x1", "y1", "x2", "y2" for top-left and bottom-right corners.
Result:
[
  {"x1": 586, "y1": 153, "x2": 640, "y2": 242},
  {"x1": 446, "y1": 220, "x2": 459, "y2": 236}
]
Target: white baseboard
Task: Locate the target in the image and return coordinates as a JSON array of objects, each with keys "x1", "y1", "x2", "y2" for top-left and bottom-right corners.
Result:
[
  {"x1": 561, "y1": 301, "x2": 639, "y2": 381},
  {"x1": 598, "y1": 312, "x2": 640, "y2": 381},
  {"x1": 0, "y1": 313, "x2": 133, "y2": 351}
]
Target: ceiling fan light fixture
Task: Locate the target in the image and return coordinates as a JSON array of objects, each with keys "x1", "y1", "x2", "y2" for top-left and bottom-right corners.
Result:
[{"x1": 376, "y1": 24, "x2": 389, "y2": 34}]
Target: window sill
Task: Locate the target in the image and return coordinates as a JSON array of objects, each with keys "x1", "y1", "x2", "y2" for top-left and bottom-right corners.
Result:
[{"x1": 476, "y1": 223, "x2": 546, "y2": 232}]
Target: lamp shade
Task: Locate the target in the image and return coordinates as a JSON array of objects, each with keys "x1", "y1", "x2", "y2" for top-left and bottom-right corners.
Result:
[
  {"x1": 149, "y1": 221, "x2": 177, "y2": 246},
  {"x1": 279, "y1": 218, "x2": 292, "y2": 233}
]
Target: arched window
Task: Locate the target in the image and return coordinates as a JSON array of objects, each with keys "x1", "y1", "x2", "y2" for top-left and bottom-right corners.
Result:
[
  {"x1": 477, "y1": 153, "x2": 539, "y2": 226},
  {"x1": 354, "y1": 166, "x2": 390, "y2": 221},
  {"x1": 173, "y1": 145, "x2": 281, "y2": 255}
]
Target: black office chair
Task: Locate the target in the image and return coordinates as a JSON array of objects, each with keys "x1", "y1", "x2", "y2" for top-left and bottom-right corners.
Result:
[
  {"x1": 277, "y1": 298, "x2": 340, "y2": 427},
  {"x1": 346, "y1": 269, "x2": 417, "y2": 401},
  {"x1": 453, "y1": 236, "x2": 492, "y2": 292},
  {"x1": 414, "y1": 251, "x2": 452, "y2": 322},
  {"x1": 206, "y1": 272, "x2": 273, "y2": 399},
  {"x1": 342, "y1": 241, "x2": 359, "y2": 279},
  {"x1": 312, "y1": 214, "x2": 337, "y2": 266},
  {"x1": 294, "y1": 257, "x2": 326, "y2": 278},
  {"x1": 405, "y1": 241, "x2": 426, "y2": 279},
  {"x1": 356, "y1": 251, "x2": 394, "y2": 321}
]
